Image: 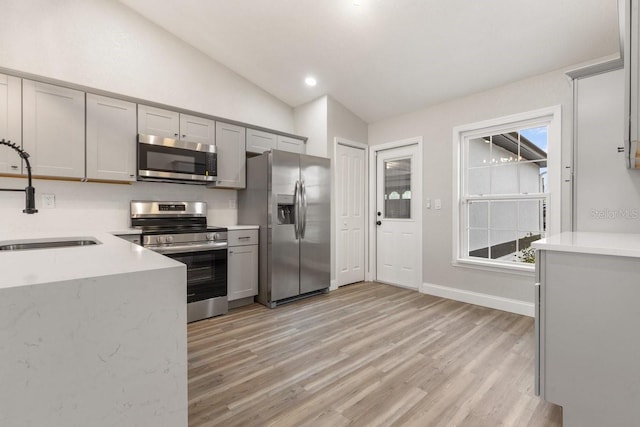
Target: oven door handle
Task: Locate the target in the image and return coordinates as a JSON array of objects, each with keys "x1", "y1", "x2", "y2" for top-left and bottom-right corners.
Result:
[{"x1": 148, "y1": 242, "x2": 228, "y2": 254}]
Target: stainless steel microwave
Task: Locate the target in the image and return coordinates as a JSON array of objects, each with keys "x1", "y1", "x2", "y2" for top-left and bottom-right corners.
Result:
[{"x1": 137, "y1": 134, "x2": 217, "y2": 184}]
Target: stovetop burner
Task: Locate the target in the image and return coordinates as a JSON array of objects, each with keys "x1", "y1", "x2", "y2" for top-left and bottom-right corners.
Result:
[{"x1": 130, "y1": 200, "x2": 227, "y2": 236}]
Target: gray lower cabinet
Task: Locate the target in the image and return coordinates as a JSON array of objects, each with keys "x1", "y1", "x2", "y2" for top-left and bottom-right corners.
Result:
[
  {"x1": 114, "y1": 233, "x2": 141, "y2": 245},
  {"x1": 227, "y1": 229, "x2": 259, "y2": 303},
  {"x1": 536, "y1": 248, "x2": 640, "y2": 427}
]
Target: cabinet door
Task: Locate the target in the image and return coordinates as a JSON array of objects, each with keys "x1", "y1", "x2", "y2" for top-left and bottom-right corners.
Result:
[
  {"x1": 246, "y1": 128, "x2": 276, "y2": 154},
  {"x1": 0, "y1": 74, "x2": 22, "y2": 175},
  {"x1": 23, "y1": 80, "x2": 85, "y2": 178},
  {"x1": 86, "y1": 94, "x2": 137, "y2": 182},
  {"x1": 137, "y1": 104, "x2": 179, "y2": 138},
  {"x1": 213, "y1": 122, "x2": 246, "y2": 188},
  {"x1": 228, "y1": 244, "x2": 258, "y2": 301},
  {"x1": 179, "y1": 114, "x2": 216, "y2": 145},
  {"x1": 277, "y1": 135, "x2": 305, "y2": 154}
]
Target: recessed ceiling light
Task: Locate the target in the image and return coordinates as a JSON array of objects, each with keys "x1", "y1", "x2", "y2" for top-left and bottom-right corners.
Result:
[
  {"x1": 304, "y1": 76, "x2": 317, "y2": 87},
  {"x1": 353, "y1": 0, "x2": 361, "y2": 5}
]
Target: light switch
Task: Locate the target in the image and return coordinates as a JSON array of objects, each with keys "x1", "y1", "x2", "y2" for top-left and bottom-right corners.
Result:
[
  {"x1": 434, "y1": 199, "x2": 442, "y2": 210},
  {"x1": 229, "y1": 199, "x2": 237, "y2": 209},
  {"x1": 425, "y1": 198, "x2": 431, "y2": 209}
]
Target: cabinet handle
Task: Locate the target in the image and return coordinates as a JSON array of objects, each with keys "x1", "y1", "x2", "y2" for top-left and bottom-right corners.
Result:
[
  {"x1": 182, "y1": 134, "x2": 186, "y2": 138},
  {"x1": 229, "y1": 251, "x2": 234, "y2": 254},
  {"x1": 10, "y1": 165, "x2": 18, "y2": 169},
  {"x1": 238, "y1": 236, "x2": 251, "y2": 240},
  {"x1": 174, "y1": 133, "x2": 179, "y2": 137}
]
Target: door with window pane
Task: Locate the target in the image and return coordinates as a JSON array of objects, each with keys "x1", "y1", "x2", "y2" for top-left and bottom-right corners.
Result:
[{"x1": 375, "y1": 144, "x2": 421, "y2": 288}]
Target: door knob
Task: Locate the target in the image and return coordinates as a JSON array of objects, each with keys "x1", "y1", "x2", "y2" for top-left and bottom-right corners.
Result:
[{"x1": 376, "y1": 220, "x2": 382, "y2": 226}]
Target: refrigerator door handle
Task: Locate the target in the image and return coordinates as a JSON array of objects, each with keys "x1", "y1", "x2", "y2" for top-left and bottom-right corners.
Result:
[
  {"x1": 301, "y1": 180, "x2": 308, "y2": 239},
  {"x1": 293, "y1": 180, "x2": 301, "y2": 239}
]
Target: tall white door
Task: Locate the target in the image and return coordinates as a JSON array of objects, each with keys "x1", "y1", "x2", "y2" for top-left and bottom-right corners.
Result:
[
  {"x1": 336, "y1": 142, "x2": 366, "y2": 287},
  {"x1": 375, "y1": 144, "x2": 422, "y2": 288}
]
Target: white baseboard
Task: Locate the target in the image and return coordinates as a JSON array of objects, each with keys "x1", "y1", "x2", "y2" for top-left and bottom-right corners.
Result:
[
  {"x1": 420, "y1": 282, "x2": 534, "y2": 317},
  {"x1": 329, "y1": 280, "x2": 337, "y2": 291}
]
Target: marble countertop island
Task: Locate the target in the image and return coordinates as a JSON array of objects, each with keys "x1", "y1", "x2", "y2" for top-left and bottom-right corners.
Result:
[
  {"x1": 532, "y1": 231, "x2": 640, "y2": 258},
  {"x1": 0, "y1": 231, "x2": 188, "y2": 427}
]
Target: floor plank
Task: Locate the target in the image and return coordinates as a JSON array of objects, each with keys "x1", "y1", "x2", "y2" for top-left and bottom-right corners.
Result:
[{"x1": 188, "y1": 282, "x2": 561, "y2": 426}]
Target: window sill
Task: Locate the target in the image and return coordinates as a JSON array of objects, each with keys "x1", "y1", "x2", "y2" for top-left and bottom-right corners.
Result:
[{"x1": 452, "y1": 258, "x2": 535, "y2": 276}]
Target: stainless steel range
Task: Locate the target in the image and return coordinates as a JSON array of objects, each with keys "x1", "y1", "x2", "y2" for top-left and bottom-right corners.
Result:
[{"x1": 130, "y1": 201, "x2": 228, "y2": 322}]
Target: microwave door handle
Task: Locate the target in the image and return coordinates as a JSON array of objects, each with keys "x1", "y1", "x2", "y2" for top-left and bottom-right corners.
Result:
[{"x1": 293, "y1": 180, "x2": 300, "y2": 239}]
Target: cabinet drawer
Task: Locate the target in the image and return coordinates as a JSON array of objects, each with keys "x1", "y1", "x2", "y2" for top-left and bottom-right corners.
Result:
[{"x1": 228, "y1": 229, "x2": 259, "y2": 246}]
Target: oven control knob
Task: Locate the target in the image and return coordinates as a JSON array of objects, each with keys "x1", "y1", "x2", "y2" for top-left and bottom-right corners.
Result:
[
  {"x1": 206, "y1": 232, "x2": 215, "y2": 241},
  {"x1": 165, "y1": 235, "x2": 174, "y2": 244}
]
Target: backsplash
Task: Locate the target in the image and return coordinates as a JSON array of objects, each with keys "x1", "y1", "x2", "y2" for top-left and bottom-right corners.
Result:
[{"x1": 0, "y1": 177, "x2": 237, "y2": 233}]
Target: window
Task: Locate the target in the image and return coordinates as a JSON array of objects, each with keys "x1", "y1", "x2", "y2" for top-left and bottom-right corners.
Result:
[{"x1": 454, "y1": 106, "x2": 561, "y2": 271}]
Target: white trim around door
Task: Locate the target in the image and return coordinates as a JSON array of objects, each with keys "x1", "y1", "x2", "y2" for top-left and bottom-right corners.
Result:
[
  {"x1": 334, "y1": 137, "x2": 369, "y2": 289},
  {"x1": 369, "y1": 137, "x2": 423, "y2": 289}
]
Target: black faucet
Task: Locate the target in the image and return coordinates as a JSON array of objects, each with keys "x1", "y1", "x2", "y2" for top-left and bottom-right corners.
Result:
[{"x1": 0, "y1": 139, "x2": 38, "y2": 214}]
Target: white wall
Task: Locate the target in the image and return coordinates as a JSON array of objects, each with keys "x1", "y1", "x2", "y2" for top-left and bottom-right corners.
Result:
[
  {"x1": 327, "y1": 97, "x2": 368, "y2": 152},
  {"x1": 0, "y1": 177, "x2": 236, "y2": 233},
  {"x1": 368, "y1": 68, "x2": 573, "y2": 304},
  {"x1": 574, "y1": 69, "x2": 640, "y2": 232},
  {"x1": 294, "y1": 96, "x2": 328, "y2": 157},
  {"x1": 0, "y1": 0, "x2": 293, "y2": 131},
  {"x1": 0, "y1": 0, "x2": 295, "y2": 232}
]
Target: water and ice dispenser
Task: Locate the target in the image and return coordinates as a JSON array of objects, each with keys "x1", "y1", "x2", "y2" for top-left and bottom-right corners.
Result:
[{"x1": 276, "y1": 194, "x2": 296, "y2": 225}]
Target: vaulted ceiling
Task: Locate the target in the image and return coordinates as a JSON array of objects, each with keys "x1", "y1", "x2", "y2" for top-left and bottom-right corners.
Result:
[{"x1": 119, "y1": 0, "x2": 620, "y2": 123}]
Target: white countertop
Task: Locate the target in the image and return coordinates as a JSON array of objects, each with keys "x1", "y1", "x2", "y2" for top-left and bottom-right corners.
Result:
[
  {"x1": 223, "y1": 225, "x2": 259, "y2": 230},
  {"x1": 109, "y1": 228, "x2": 141, "y2": 235},
  {"x1": 0, "y1": 231, "x2": 183, "y2": 290},
  {"x1": 111, "y1": 226, "x2": 260, "y2": 232},
  {"x1": 532, "y1": 232, "x2": 640, "y2": 258}
]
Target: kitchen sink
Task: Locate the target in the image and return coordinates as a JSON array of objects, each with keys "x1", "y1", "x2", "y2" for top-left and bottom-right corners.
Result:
[{"x1": 0, "y1": 237, "x2": 101, "y2": 251}]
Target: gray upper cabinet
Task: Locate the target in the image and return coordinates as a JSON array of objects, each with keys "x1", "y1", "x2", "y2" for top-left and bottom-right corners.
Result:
[
  {"x1": 277, "y1": 135, "x2": 305, "y2": 154},
  {"x1": 23, "y1": 80, "x2": 85, "y2": 179},
  {"x1": 625, "y1": 0, "x2": 640, "y2": 168},
  {"x1": 86, "y1": 94, "x2": 137, "y2": 182},
  {"x1": 138, "y1": 104, "x2": 215, "y2": 146},
  {"x1": 0, "y1": 73, "x2": 22, "y2": 175},
  {"x1": 179, "y1": 113, "x2": 216, "y2": 146},
  {"x1": 210, "y1": 122, "x2": 246, "y2": 189},
  {"x1": 246, "y1": 128, "x2": 276, "y2": 154},
  {"x1": 137, "y1": 104, "x2": 180, "y2": 139}
]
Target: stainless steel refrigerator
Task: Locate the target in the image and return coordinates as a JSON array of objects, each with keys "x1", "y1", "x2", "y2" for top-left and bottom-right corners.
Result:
[{"x1": 238, "y1": 149, "x2": 330, "y2": 308}]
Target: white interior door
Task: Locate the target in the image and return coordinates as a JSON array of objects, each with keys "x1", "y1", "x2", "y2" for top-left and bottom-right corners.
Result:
[
  {"x1": 336, "y1": 142, "x2": 366, "y2": 287},
  {"x1": 375, "y1": 144, "x2": 422, "y2": 289}
]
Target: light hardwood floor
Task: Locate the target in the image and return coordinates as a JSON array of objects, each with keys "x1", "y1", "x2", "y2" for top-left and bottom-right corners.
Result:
[{"x1": 188, "y1": 282, "x2": 562, "y2": 426}]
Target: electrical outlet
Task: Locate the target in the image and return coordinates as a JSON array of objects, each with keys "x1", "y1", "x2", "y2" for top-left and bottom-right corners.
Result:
[
  {"x1": 229, "y1": 199, "x2": 237, "y2": 209},
  {"x1": 434, "y1": 199, "x2": 442, "y2": 210},
  {"x1": 41, "y1": 194, "x2": 55, "y2": 209}
]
